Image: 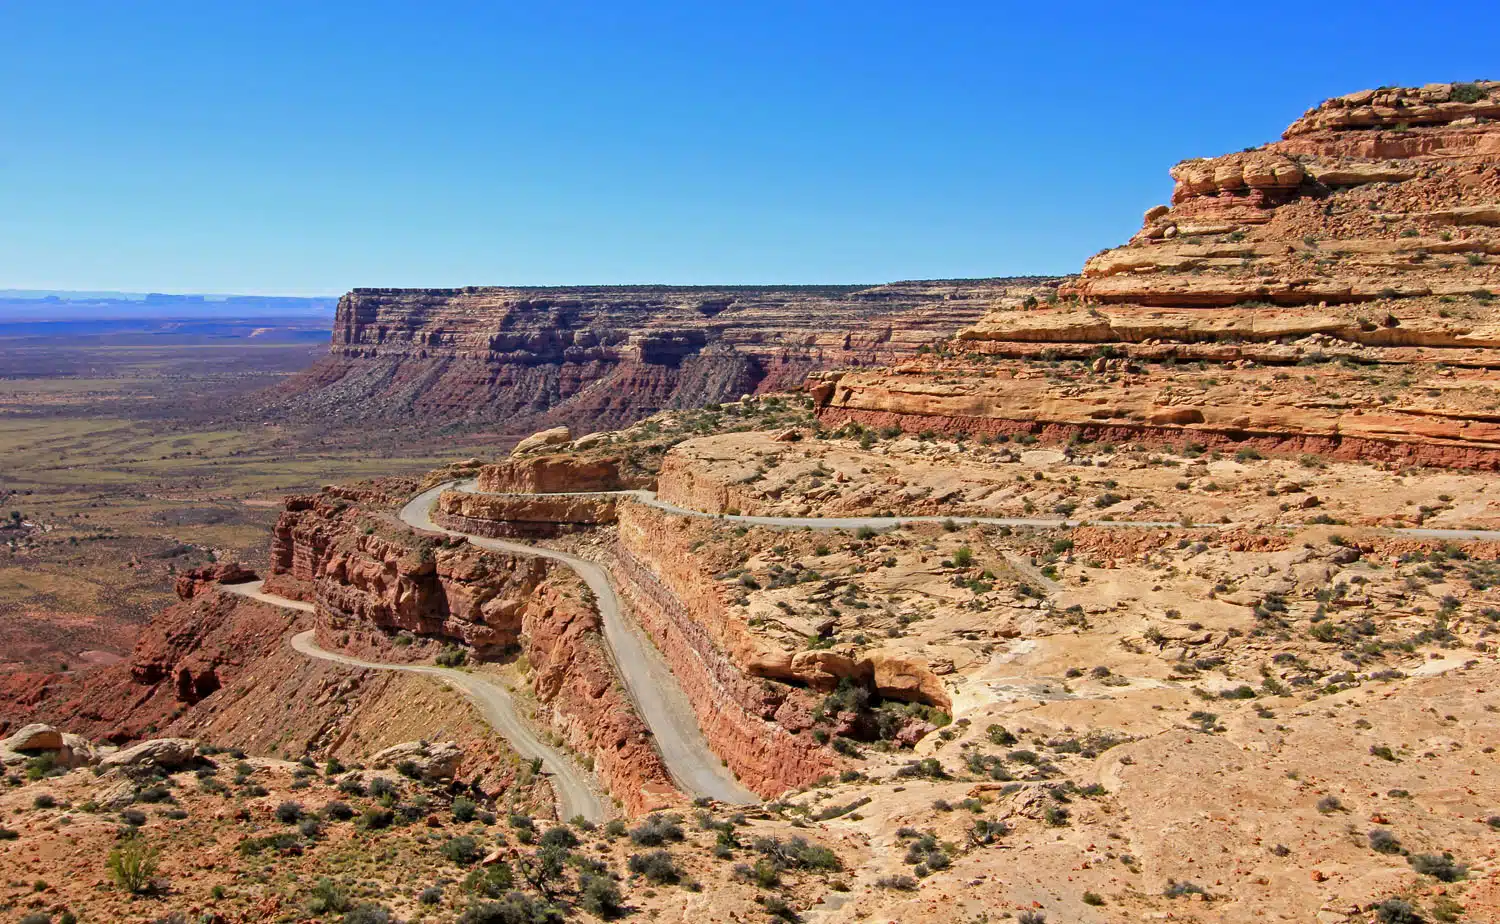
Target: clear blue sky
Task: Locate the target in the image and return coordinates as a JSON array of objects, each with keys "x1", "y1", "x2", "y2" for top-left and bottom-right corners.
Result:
[{"x1": 2, "y1": 1, "x2": 1495, "y2": 295}]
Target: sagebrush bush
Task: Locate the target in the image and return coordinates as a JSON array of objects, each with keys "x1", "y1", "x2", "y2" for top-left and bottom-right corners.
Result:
[
  {"x1": 629, "y1": 813, "x2": 684, "y2": 846},
  {"x1": 106, "y1": 837, "x2": 159, "y2": 894},
  {"x1": 628, "y1": 849, "x2": 681, "y2": 884}
]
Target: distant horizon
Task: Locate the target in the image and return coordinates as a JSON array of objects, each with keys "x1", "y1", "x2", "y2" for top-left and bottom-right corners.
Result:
[{"x1": 2, "y1": 274, "x2": 1068, "y2": 302}]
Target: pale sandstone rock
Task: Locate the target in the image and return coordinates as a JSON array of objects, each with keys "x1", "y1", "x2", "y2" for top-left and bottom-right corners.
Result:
[
  {"x1": 368, "y1": 740, "x2": 462, "y2": 780},
  {"x1": 6, "y1": 723, "x2": 63, "y2": 752},
  {"x1": 512, "y1": 426, "x2": 572, "y2": 456},
  {"x1": 99, "y1": 737, "x2": 199, "y2": 771}
]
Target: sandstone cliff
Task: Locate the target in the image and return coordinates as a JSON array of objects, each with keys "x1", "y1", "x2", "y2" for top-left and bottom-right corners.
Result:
[
  {"x1": 271, "y1": 280, "x2": 1049, "y2": 434},
  {"x1": 817, "y1": 81, "x2": 1500, "y2": 467},
  {"x1": 268, "y1": 484, "x2": 679, "y2": 812}
]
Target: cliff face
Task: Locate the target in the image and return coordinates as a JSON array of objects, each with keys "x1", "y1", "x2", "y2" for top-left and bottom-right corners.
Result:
[
  {"x1": 818, "y1": 81, "x2": 1500, "y2": 467},
  {"x1": 0, "y1": 589, "x2": 547, "y2": 804},
  {"x1": 267, "y1": 486, "x2": 678, "y2": 812},
  {"x1": 271, "y1": 281, "x2": 1046, "y2": 433},
  {"x1": 613, "y1": 503, "x2": 839, "y2": 796}
]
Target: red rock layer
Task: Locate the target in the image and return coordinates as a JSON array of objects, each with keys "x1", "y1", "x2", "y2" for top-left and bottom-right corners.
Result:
[
  {"x1": 816, "y1": 405, "x2": 1500, "y2": 471},
  {"x1": 818, "y1": 81, "x2": 1500, "y2": 467},
  {"x1": 475, "y1": 456, "x2": 636, "y2": 493},
  {"x1": 268, "y1": 280, "x2": 1050, "y2": 434},
  {"x1": 267, "y1": 486, "x2": 678, "y2": 812},
  {"x1": 434, "y1": 490, "x2": 619, "y2": 539},
  {"x1": 613, "y1": 503, "x2": 838, "y2": 797},
  {"x1": 522, "y1": 576, "x2": 680, "y2": 814}
]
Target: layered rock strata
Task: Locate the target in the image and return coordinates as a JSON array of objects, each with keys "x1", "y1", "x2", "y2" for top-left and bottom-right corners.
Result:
[
  {"x1": 266, "y1": 486, "x2": 676, "y2": 812},
  {"x1": 816, "y1": 81, "x2": 1500, "y2": 467},
  {"x1": 271, "y1": 280, "x2": 1051, "y2": 434},
  {"x1": 613, "y1": 502, "x2": 841, "y2": 796},
  {"x1": 0, "y1": 590, "x2": 546, "y2": 803},
  {"x1": 434, "y1": 489, "x2": 620, "y2": 539}
]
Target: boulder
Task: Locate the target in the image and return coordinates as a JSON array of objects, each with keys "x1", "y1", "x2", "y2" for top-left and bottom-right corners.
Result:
[
  {"x1": 788, "y1": 650, "x2": 868, "y2": 692},
  {"x1": 867, "y1": 650, "x2": 951, "y2": 710},
  {"x1": 174, "y1": 561, "x2": 258, "y2": 601},
  {"x1": 6, "y1": 723, "x2": 63, "y2": 752},
  {"x1": 368, "y1": 740, "x2": 462, "y2": 781},
  {"x1": 0, "y1": 724, "x2": 104, "y2": 770},
  {"x1": 512, "y1": 427, "x2": 572, "y2": 456},
  {"x1": 99, "y1": 737, "x2": 199, "y2": 771}
]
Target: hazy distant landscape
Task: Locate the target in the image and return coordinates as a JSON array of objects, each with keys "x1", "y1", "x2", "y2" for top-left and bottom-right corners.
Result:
[{"x1": 0, "y1": 289, "x2": 506, "y2": 675}]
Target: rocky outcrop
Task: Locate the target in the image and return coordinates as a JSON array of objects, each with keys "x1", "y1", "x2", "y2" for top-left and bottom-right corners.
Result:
[
  {"x1": 0, "y1": 724, "x2": 102, "y2": 769},
  {"x1": 267, "y1": 490, "x2": 546, "y2": 652},
  {"x1": 512, "y1": 426, "x2": 573, "y2": 455},
  {"x1": 368, "y1": 740, "x2": 463, "y2": 780},
  {"x1": 614, "y1": 502, "x2": 839, "y2": 796},
  {"x1": 435, "y1": 489, "x2": 619, "y2": 539},
  {"x1": 99, "y1": 737, "x2": 199, "y2": 771},
  {"x1": 174, "y1": 561, "x2": 257, "y2": 601},
  {"x1": 269, "y1": 280, "x2": 1051, "y2": 434},
  {"x1": 521, "y1": 574, "x2": 680, "y2": 814},
  {"x1": 265, "y1": 483, "x2": 678, "y2": 812},
  {"x1": 475, "y1": 455, "x2": 638, "y2": 494},
  {"x1": 818, "y1": 81, "x2": 1500, "y2": 467}
]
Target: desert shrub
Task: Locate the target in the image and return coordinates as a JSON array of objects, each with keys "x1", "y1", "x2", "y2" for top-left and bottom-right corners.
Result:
[
  {"x1": 298, "y1": 817, "x2": 322, "y2": 839},
  {"x1": 342, "y1": 904, "x2": 394, "y2": 924},
  {"x1": 0, "y1": 827, "x2": 18, "y2": 840},
  {"x1": 1368, "y1": 828, "x2": 1402, "y2": 854},
  {"x1": 1374, "y1": 898, "x2": 1421, "y2": 924},
  {"x1": 751, "y1": 835, "x2": 840, "y2": 871},
  {"x1": 323, "y1": 801, "x2": 354, "y2": 821},
  {"x1": 876, "y1": 874, "x2": 918, "y2": 890},
  {"x1": 307, "y1": 876, "x2": 351, "y2": 914},
  {"x1": 628, "y1": 849, "x2": 681, "y2": 884},
  {"x1": 1083, "y1": 891, "x2": 1104, "y2": 905},
  {"x1": 578, "y1": 871, "x2": 623, "y2": 917},
  {"x1": 462, "y1": 861, "x2": 515, "y2": 898},
  {"x1": 894, "y1": 757, "x2": 947, "y2": 779},
  {"x1": 1450, "y1": 82, "x2": 1487, "y2": 103},
  {"x1": 107, "y1": 837, "x2": 160, "y2": 893},
  {"x1": 734, "y1": 857, "x2": 782, "y2": 888},
  {"x1": 369, "y1": 777, "x2": 397, "y2": 798},
  {"x1": 1370, "y1": 744, "x2": 1397, "y2": 761},
  {"x1": 453, "y1": 796, "x2": 478, "y2": 822},
  {"x1": 603, "y1": 818, "x2": 627, "y2": 838},
  {"x1": 986, "y1": 724, "x2": 1017, "y2": 746},
  {"x1": 357, "y1": 807, "x2": 395, "y2": 831},
  {"x1": 458, "y1": 893, "x2": 565, "y2": 924},
  {"x1": 275, "y1": 801, "x2": 303, "y2": 823},
  {"x1": 420, "y1": 884, "x2": 443, "y2": 905},
  {"x1": 1017, "y1": 911, "x2": 1047, "y2": 924},
  {"x1": 1316, "y1": 795, "x2": 1344, "y2": 813},
  {"x1": 1164, "y1": 879, "x2": 1209, "y2": 899},
  {"x1": 337, "y1": 777, "x2": 366, "y2": 796},
  {"x1": 441, "y1": 835, "x2": 483, "y2": 866},
  {"x1": 629, "y1": 813, "x2": 684, "y2": 846},
  {"x1": 238, "y1": 832, "x2": 302, "y2": 857},
  {"x1": 32, "y1": 794, "x2": 56, "y2": 809},
  {"x1": 539, "y1": 825, "x2": 578, "y2": 849},
  {"x1": 120, "y1": 809, "x2": 147, "y2": 827},
  {"x1": 436, "y1": 646, "x2": 468, "y2": 667},
  {"x1": 137, "y1": 785, "x2": 173, "y2": 804},
  {"x1": 1408, "y1": 852, "x2": 1466, "y2": 881}
]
